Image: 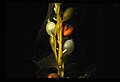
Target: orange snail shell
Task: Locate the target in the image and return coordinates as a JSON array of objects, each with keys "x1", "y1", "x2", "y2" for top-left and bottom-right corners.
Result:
[
  {"x1": 47, "y1": 73, "x2": 59, "y2": 78},
  {"x1": 63, "y1": 25, "x2": 74, "y2": 36}
]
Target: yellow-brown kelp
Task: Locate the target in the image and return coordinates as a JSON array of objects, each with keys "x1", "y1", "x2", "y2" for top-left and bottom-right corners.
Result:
[{"x1": 45, "y1": 3, "x2": 75, "y2": 78}]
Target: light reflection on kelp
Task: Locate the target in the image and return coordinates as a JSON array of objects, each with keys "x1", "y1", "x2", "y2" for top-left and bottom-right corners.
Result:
[{"x1": 33, "y1": 3, "x2": 96, "y2": 78}]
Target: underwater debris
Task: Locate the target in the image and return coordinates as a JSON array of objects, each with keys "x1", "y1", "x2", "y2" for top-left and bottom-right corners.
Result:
[
  {"x1": 35, "y1": 53, "x2": 57, "y2": 69},
  {"x1": 34, "y1": 53, "x2": 96, "y2": 78},
  {"x1": 78, "y1": 64, "x2": 96, "y2": 78}
]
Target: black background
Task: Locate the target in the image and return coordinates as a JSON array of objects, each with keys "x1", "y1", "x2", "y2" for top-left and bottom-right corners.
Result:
[{"x1": 1, "y1": 2, "x2": 119, "y2": 78}]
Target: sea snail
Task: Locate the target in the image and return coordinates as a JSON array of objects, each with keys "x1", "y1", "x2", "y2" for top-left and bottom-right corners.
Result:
[
  {"x1": 48, "y1": 73, "x2": 59, "y2": 78},
  {"x1": 63, "y1": 24, "x2": 74, "y2": 36}
]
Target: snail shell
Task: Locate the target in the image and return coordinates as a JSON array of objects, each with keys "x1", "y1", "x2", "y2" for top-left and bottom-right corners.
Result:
[
  {"x1": 63, "y1": 24, "x2": 74, "y2": 36},
  {"x1": 48, "y1": 73, "x2": 59, "y2": 78}
]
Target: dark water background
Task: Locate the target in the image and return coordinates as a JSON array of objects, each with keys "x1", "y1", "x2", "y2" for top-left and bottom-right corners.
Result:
[{"x1": 5, "y1": 3, "x2": 119, "y2": 78}]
